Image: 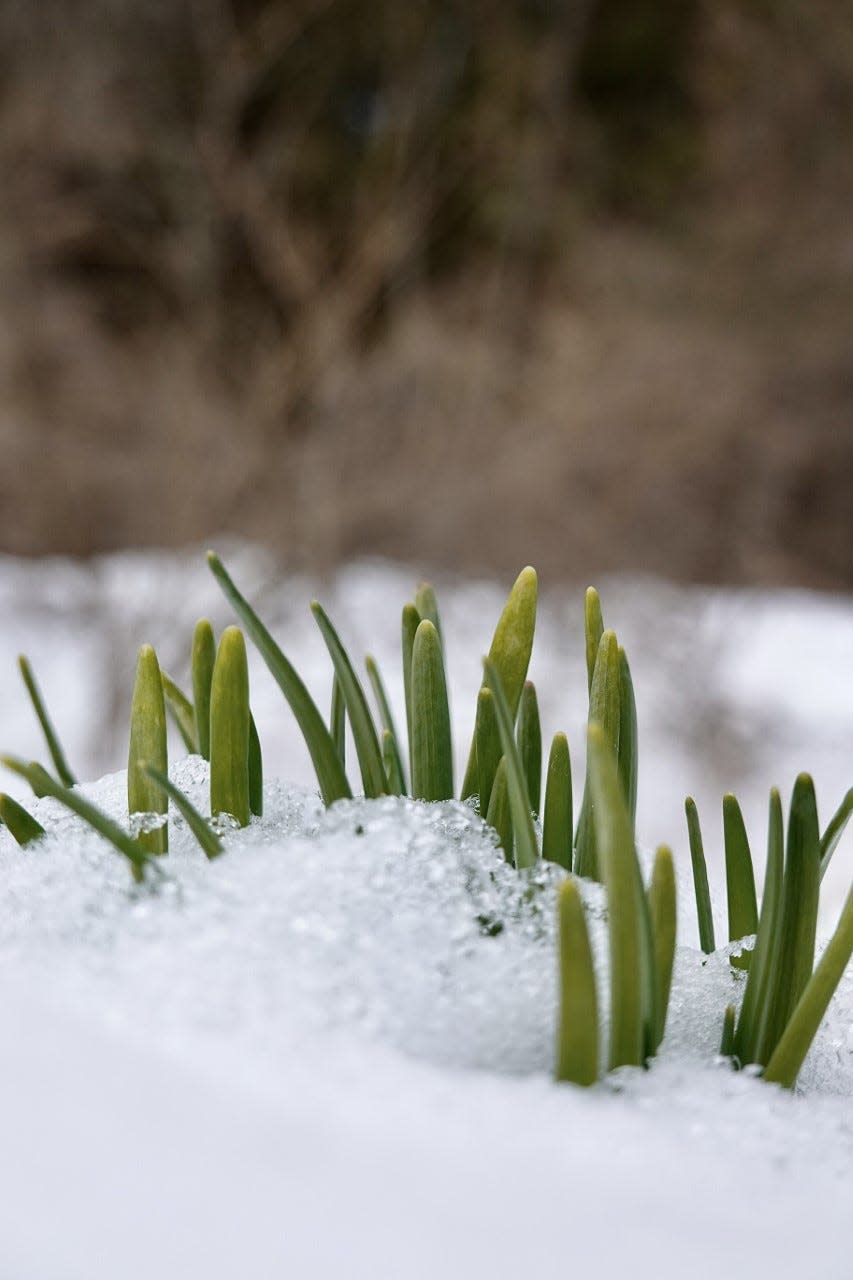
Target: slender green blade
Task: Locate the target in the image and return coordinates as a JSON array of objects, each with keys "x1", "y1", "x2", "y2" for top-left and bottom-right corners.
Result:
[
  {"x1": 330, "y1": 674, "x2": 346, "y2": 767},
  {"x1": 685, "y1": 797, "x2": 716, "y2": 954},
  {"x1": 192, "y1": 620, "x2": 216, "y2": 760},
  {"x1": 128, "y1": 645, "x2": 169, "y2": 855},
  {"x1": 736, "y1": 788, "x2": 784, "y2": 1066},
  {"x1": 819, "y1": 786, "x2": 853, "y2": 880},
  {"x1": 556, "y1": 878, "x2": 599, "y2": 1086},
  {"x1": 475, "y1": 688, "x2": 502, "y2": 817},
  {"x1": 723, "y1": 793, "x2": 758, "y2": 970},
  {"x1": 763, "y1": 885, "x2": 853, "y2": 1089},
  {"x1": 587, "y1": 723, "x2": 645, "y2": 1070},
  {"x1": 18, "y1": 655, "x2": 77, "y2": 787},
  {"x1": 414, "y1": 583, "x2": 443, "y2": 650},
  {"x1": 720, "y1": 1005, "x2": 736, "y2": 1059},
  {"x1": 381, "y1": 730, "x2": 405, "y2": 796},
  {"x1": 0, "y1": 792, "x2": 45, "y2": 845},
  {"x1": 542, "y1": 732, "x2": 573, "y2": 870},
  {"x1": 402, "y1": 604, "x2": 420, "y2": 772},
  {"x1": 1, "y1": 757, "x2": 148, "y2": 881},
  {"x1": 409, "y1": 620, "x2": 453, "y2": 801},
  {"x1": 366, "y1": 655, "x2": 407, "y2": 793},
  {"x1": 482, "y1": 658, "x2": 538, "y2": 871},
  {"x1": 143, "y1": 765, "x2": 224, "y2": 861},
  {"x1": 161, "y1": 671, "x2": 198, "y2": 754},
  {"x1": 575, "y1": 630, "x2": 621, "y2": 881},
  {"x1": 210, "y1": 627, "x2": 251, "y2": 827},
  {"x1": 617, "y1": 647, "x2": 638, "y2": 831},
  {"x1": 207, "y1": 552, "x2": 351, "y2": 806},
  {"x1": 460, "y1": 567, "x2": 538, "y2": 801},
  {"x1": 485, "y1": 757, "x2": 513, "y2": 860},
  {"x1": 516, "y1": 681, "x2": 542, "y2": 818},
  {"x1": 248, "y1": 712, "x2": 263, "y2": 817},
  {"x1": 648, "y1": 845, "x2": 677, "y2": 1051},
  {"x1": 311, "y1": 602, "x2": 387, "y2": 799},
  {"x1": 584, "y1": 587, "x2": 604, "y2": 693},
  {"x1": 758, "y1": 774, "x2": 821, "y2": 1061}
]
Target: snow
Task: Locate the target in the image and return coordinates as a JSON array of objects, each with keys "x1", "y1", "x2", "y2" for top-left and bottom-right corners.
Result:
[{"x1": 0, "y1": 545, "x2": 852, "y2": 1278}]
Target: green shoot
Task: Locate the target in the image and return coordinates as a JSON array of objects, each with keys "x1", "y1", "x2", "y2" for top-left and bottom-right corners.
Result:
[
  {"x1": 410, "y1": 620, "x2": 453, "y2": 802},
  {"x1": 210, "y1": 627, "x2": 251, "y2": 828},
  {"x1": 648, "y1": 845, "x2": 676, "y2": 1050},
  {"x1": 575, "y1": 629, "x2": 621, "y2": 881},
  {"x1": 18, "y1": 654, "x2": 77, "y2": 787},
  {"x1": 723, "y1": 793, "x2": 758, "y2": 971},
  {"x1": 516, "y1": 680, "x2": 542, "y2": 817},
  {"x1": 0, "y1": 792, "x2": 45, "y2": 845},
  {"x1": 556, "y1": 878, "x2": 599, "y2": 1086},
  {"x1": 542, "y1": 732, "x2": 572, "y2": 870},
  {"x1": 685, "y1": 797, "x2": 715, "y2": 953},
  {"x1": 192, "y1": 620, "x2": 216, "y2": 761},
  {"x1": 460, "y1": 567, "x2": 538, "y2": 801},
  {"x1": 584, "y1": 587, "x2": 604, "y2": 693},
  {"x1": 311, "y1": 602, "x2": 387, "y2": 799},
  {"x1": 128, "y1": 645, "x2": 168, "y2": 855},
  {"x1": 248, "y1": 712, "x2": 263, "y2": 817},
  {"x1": 475, "y1": 688, "x2": 502, "y2": 816}
]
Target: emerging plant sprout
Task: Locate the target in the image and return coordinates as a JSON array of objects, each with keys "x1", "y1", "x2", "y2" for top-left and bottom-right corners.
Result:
[{"x1": 1, "y1": 548, "x2": 851, "y2": 1095}]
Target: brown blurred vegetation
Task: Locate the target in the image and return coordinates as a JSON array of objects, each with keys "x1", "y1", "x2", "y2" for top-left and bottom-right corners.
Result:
[{"x1": 1, "y1": 0, "x2": 852, "y2": 585}]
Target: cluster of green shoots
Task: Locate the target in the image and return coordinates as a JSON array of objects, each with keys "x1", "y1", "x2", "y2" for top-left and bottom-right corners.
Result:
[{"x1": 1, "y1": 551, "x2": 852, "y2": 1094}]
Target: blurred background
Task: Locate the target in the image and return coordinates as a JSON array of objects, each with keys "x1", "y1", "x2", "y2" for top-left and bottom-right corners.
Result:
[{"x1": 0, "y1": 0, "x2": 852, "y2": 586}]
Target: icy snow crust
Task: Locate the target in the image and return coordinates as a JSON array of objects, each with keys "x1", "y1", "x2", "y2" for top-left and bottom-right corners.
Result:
[{"x1": 0, "y1": 547, "x2": 852, "y2": 1278}]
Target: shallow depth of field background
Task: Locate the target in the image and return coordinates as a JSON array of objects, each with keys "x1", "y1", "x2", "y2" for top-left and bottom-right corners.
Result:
[{"x1": 1, "y1": 0, "x2": 852, "y2": 586}]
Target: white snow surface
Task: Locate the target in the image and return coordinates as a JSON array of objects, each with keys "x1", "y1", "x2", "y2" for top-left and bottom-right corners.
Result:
[{"x1": 0, "y1": 544, "x2": 852, "y2": 1279}]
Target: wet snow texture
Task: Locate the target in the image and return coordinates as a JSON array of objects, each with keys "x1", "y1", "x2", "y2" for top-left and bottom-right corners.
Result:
[{"x1": 0, "y1": 546, "x2": 852, "y2": 1278}]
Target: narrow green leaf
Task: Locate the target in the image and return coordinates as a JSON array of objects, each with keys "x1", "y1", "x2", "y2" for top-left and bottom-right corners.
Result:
[
  {"x1": 685, "y1": 797, "x2": 716, "y2": 954},
  {"x1": 475, "y1": 688, "x2": 502, "y2": 816},
  {"x1": 542, "y1": 732, "x2": 573, "y2": 870},
  {"x1": 128, "y1": 645, "x2": 168, "y2": 855},
  {"x1": 381, "y1": 730, "x2": 405, "y2": 796},
  {"x1": 311, "y1": 602, "x2": 387, "y2": 799},
  {"x1": 161, "y1": 671, "x2": 198, "y2": 754},
  {"x1": 207, "y1": 552, "x2": 351, "y2": 806},
  {"x1": 460, "y1": 567, "x2": 538, "y2": 800},
  {"x1": 486, "y1": 757, "x2": 513, "y2": 860},
  {"x1": 401, "y1": 604, "x2": 420, "y2": 773},
  {"x1": 763, "y1": 885, "x2": 853, "y2": 1089},
  {"x1": 720, "y1": 1005, "x2": 736, "y2": 1059},
  {"x1": 1, "y1": 757, "x2": 148, "y2": 881},
  {"x1": 648, "y1": 845, "x2": 677, "y2": 1051},
  {"x1": 411, "y1": 620, "x2": 454, "y2": 802},
  {"x1": 736, "y1": 788, "x2": 784, "y2": 1065},
  {"x1": 366, "y1": 655, "x2": 407, "y2": 793},
  {"x1": 209, "y1": 627, "x2": 251, "y2": 828},
  {"x1": 143, "y1": 765, "x2": 224, "y2": 861},
  {"x1": 330, "y1": 674, "x2": 346, "y2": 767},
  {"x1": 575, "y1": 630, "x2": 621, "y2": 881},
  {"x1": 516, "y1": 681, "x2": 542, "y2": 817},
  {"x1": 482, "y1": 658, "x2": 538, "y2": 871},
  {"x1": 584, "y1": 587, "x2": 604, "y2": 693},
  {"x1": 759, "y1": 774, "x2": 821, "y2": 1061},
  {"x1": 0, "y1": 792, "x2": 45, "y2": 845},
  {"x1": 587, "y1": 723, "x2": 644, "y2": 1070},
  {"x1": 248, "y1": 712, "x2": 263, "y2": 817},
  {"x1": 18, "y1": 655, "x2": 77, "y2": 787},
  {"x1": 414, "y1": 583, "x2": 443, "y2": 650},
  {"x1": 723, "y1": 793, "x2": 758, "y2": 971},
  {"x1": 555, "y1": 878, "x2": 599, "y2": 1086},
  {"x1": 819, "y1": 786, "x2": 853, "y2": 880},
  {"x1": 192, "y1": 620, "x2": 216, "y2": 761},
  {"x1": 617, "y1": 647, "x2": 638, "y2": 831}
]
